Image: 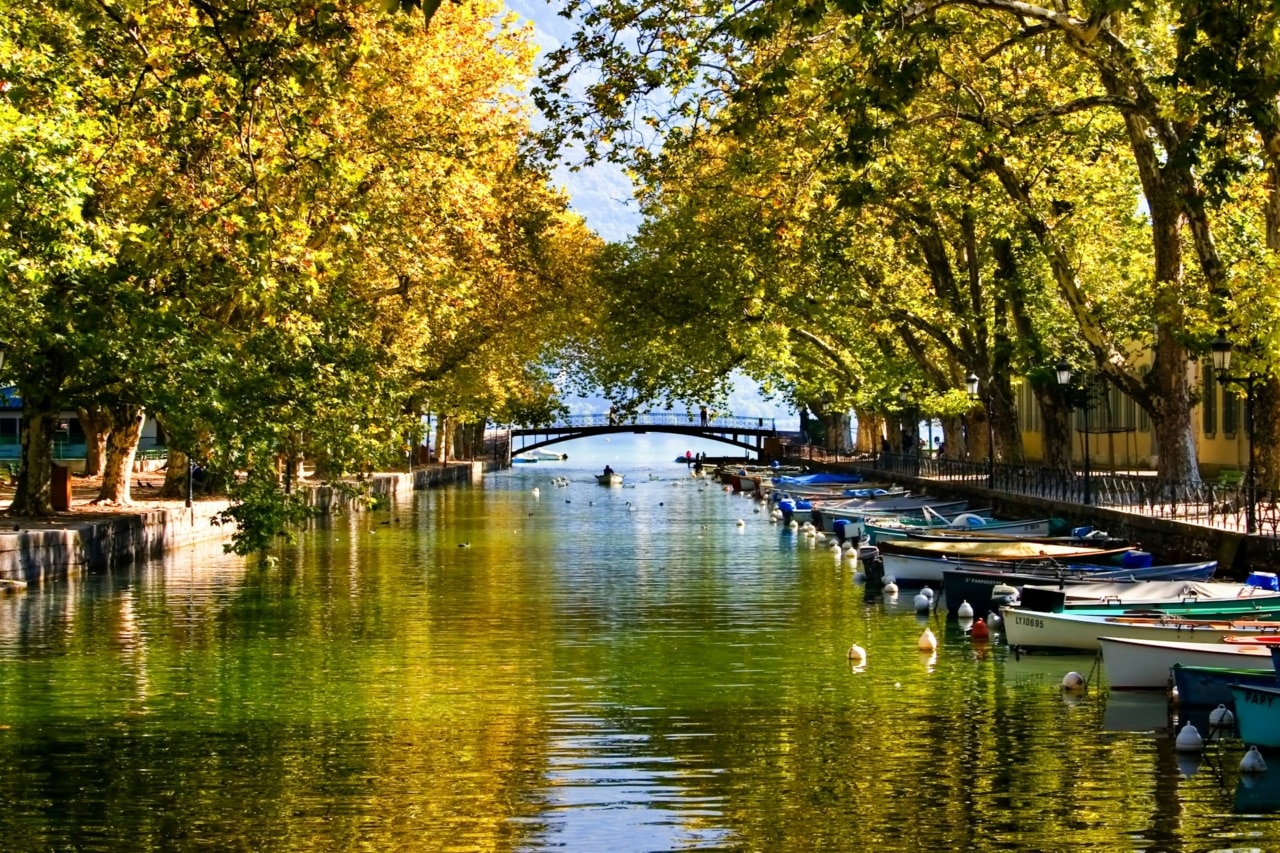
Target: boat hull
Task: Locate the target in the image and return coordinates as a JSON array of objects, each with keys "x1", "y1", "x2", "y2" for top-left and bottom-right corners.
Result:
[
  {"x1": 1099, "y1": 636, "x2": 1275, "y2": 689},
  {"x1": 1229, "y1": 682, "x2": 1280, "y2": 748},
  {"x1": 1003, "y1": 607, "x2": 1280, "y2": 652},
  {"x1": 1172, "y1": 664, "x2": 1280, "y2": 710},
  {"x1": 596, "y1": 474, "x2": 623, "y2": 486},
  {"x1": 870, "y1": 518, "x2": 1053, "y2": 544}
]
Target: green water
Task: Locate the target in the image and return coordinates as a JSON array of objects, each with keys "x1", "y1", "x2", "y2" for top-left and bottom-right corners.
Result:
[{"x1": 2, "y1": 466, "x2": 1279, "y2": 851}]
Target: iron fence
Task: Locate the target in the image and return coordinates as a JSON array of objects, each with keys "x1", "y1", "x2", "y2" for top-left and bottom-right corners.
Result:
[
  {"x1": 782, "y1": 445, "x2": 1279, "y2": 537},
  {"x1": 516, "y1": 413, "x2": 777, "y2": 431}
]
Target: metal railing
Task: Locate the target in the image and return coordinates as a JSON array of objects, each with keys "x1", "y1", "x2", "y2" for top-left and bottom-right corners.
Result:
[
  {"x1": 514, "y1": 413, "x2": 777, "y2": 432},
  {"x1": 782, "y1": 446, "x2": 1280, "y2": 537}
]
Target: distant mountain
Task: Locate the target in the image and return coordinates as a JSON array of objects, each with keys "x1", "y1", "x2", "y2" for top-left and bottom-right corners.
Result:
[{"x1": 508, "y1": 0, "x2": 641, "y2": 242}]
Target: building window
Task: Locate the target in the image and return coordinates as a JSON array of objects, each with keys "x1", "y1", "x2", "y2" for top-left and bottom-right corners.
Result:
[
  {"x1": 1223, "y1": 385, "x2": 1239, "y2": 438},
  {"x1": 1017, "y1": 381, "x2": 1040, "y2": 434},
  {"x1": 1202, "y1": 363, "x2": 1217, "y2": 437}
]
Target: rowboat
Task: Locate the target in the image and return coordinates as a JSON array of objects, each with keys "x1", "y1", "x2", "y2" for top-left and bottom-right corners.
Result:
[
  {"x1": 941, "y1": 562, "x2": 1226, "y2": 615},
  {"x1": 1098, "y1": 636, "x2": 1275, "y2": 689},
  {"x1": 877, "y1": 540, "x2": 1132, "y2": 587},
  {"x1": 1002, "y1": 607, "x2": 1280, "y2": 652},
  {"x1": 1171, "y1": 663, "x2": 1280, "y2": 710},
  {"x1": 1229, "y1": 682, "x2": 1280, "y2": 748},
  {"x1": 596, "y1": 473, "x2": 624, "y2": 486},
  {"x1": 868, "y1": 516, "x2": 1062, "y2": 545}
]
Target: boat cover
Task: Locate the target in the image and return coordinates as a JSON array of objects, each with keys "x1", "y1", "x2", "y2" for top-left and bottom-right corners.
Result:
[
  {"x1": 775, "y1": 473, "x2": 865, "y2": 486},
  {"x1": 1043, "y1": 580, "x2": 1280, "y2": 604}
]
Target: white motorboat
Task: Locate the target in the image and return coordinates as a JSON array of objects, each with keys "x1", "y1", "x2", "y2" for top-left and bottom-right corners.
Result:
[{"x1": 1003, "y1": 607, "x2": 1280, "y2": 652}]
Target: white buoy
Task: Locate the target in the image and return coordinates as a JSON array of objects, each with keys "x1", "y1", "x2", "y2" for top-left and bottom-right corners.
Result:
[
  {"x1": 1175, "y1": 723, "x2": 1204, "y2": 753},
  {"x1": 1061, "y1": 671, "x2": 1086, "y2": 692},
  {"x1": 1209, "y1": 704, "x2": 1235, "y2": 727},
  {"x1": 913, "y1": 592, "x2": 932, "y2": 613},
  {"x1": 788, "y1": 520, "x2": 799, "y2": 530},
  {"x1": 828, "y1": 539, "x2": 841, "y2": 551},
  {"x1": 921, "y1": 586, "x2": 935, "y2": 600},
  {"x1": 847, "y1": 644, "x2": 866, "y2": 663},
  {"x1": 1241, "y1": 745, "x2": 1269, "y2": 773},
  {"x1": 986, "y1": 610, "x2": 1003, "y2": 628},
  {"x1": 736, "y1": 519, "x2": 745, "y2": 527},
  {"x1": 918, "y1": 628, "x2": 937, "y2": 651},
  {"x1": 883, "y1": 581, "x2": 899, "y2": 595},
  {"x1": 957, "y1": 600, "x2": 975, "y2": 619},
  {"x1": 882, "y1": 574, "x2": 897, "y2": 586}
]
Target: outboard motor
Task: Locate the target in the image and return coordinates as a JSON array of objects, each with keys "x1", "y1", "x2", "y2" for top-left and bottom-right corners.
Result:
[
  {"x1": 778, "y1": 498, "x2": 796, "y2": 526},
  {"x1": 990, "y1": 583, "x2": 1021, "y2": 608}
]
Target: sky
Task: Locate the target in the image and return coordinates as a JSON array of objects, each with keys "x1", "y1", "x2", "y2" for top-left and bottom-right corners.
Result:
[{"x1": 504, "y1": 0, "x2": 802, "y2": 447}]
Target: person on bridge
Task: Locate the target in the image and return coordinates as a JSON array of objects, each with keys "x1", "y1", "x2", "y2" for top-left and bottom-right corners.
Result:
[
  {"x1": 608, "y1": 405, "x2": 617, "y2": 425},
  {"x1": 699, "y1": 405, "x2": 708, "y2": 426}
]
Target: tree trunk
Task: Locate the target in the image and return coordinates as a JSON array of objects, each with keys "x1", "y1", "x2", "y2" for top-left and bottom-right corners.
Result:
[
  {"x1": 854, "y1": 408, "x2": 881, "y2": 453},
  {"x1": 1251, "y1": 377, "x2": 1280, "y2": 491},
  {"x1": 9, "y1": 389, "x2": 58, "y2": 517},
  {"x1": 161, "y1": 447, "x2": 190, "y2": 498},
  {"x1": 435, "y1": 416, "x2": 452, "y2": 464},
  {"x1": 819, "y1": 410, "x2": 852, "y2": 453},
  {"x1": 95, "y1": 405, "x2": 145, "y2": 505},
  {"x1": 77, "y1": 405, "x2": 108, "y2": 477},
  {"x1": 990, "y1": 378, "x2": 1025, "y2": 464},
  {"x1": 1148, "y1": 326, "x2": 1201, "y2": 483},
  {"x1": 1036, "y1": 381, "x2": 1073, "y2": 473}
]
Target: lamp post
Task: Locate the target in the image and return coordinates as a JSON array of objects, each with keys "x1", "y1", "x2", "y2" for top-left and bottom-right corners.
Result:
[
  {"x1": 965, "y1": 373, "x2": 995, "y2": 488},
  {"x1": 1210, "y1": 330, "x2": 1260, "y2": 535},
  {"x1": 1055, "y1": 358, "x2": 1092, "y2": 506}
]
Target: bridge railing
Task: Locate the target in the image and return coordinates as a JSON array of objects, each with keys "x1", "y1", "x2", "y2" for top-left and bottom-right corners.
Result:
[{"x1": 514, "y1": 413, "x2": 776, "y2": 431}]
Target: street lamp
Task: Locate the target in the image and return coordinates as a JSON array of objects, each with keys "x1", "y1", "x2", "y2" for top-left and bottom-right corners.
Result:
[
  {"x1": 1055, "y1": 358, "x2": 1092, "y2": 506},
  {"x1": 1211, "y1": 329, "x2": 1260, "y2": 535},
  {"x1": 965, "y1": 372, "x2": 995, "y2": 488}
]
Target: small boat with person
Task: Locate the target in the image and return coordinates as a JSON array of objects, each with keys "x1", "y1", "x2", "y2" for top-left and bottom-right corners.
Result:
[{"x1": 597, "y1": 466, "x2": 623, "y2": 486}]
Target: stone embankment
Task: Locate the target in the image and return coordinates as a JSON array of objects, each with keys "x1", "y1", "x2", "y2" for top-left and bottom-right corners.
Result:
[{"x1": 0, "y1": 461, "x2": 501, "y2": 585}]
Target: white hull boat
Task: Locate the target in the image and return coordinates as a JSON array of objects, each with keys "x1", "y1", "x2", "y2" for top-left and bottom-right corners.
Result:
[
  {"x1": 1098, "y1": 636, "x2": 1276, "y2": 690},
  {"x1": 1002, "y1": 607, "x2": 1280, "y2": 652},
  {"x1": 596, "y1": 473, "x2": 624, "y2": 486}
]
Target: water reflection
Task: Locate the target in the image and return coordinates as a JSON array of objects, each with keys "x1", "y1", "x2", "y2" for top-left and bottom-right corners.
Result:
[{"x1": 0, "y1": 466, "x2": 1277, "y2": 850}]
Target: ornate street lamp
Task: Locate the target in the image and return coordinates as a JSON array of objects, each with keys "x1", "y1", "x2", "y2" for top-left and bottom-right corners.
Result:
[
  {"x1": 965, "y1": 372, "x2": 995, "y2": 488},
  {"x1": 1055, "y1": 358, "x2": 1092, "y2": 506},
  {"x1": 1211, "y1": 329, "x2": 1259, "y2": 535}
]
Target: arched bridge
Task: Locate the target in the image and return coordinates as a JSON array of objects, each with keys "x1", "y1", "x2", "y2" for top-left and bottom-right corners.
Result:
[{"x1": 510, "y1": 413, "x2": 788, "y2": 456}]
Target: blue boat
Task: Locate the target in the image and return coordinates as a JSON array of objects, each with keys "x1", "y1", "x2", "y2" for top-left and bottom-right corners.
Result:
[
  {"x1": 1172, "y1": 663, "x2": 1280, "y2": 710},
  {"x1": 1229, "y1": 681, "x2": 1280, "y2": 749}
]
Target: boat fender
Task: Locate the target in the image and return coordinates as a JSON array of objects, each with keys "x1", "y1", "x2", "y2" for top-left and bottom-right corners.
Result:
[
  {"x1": 1209, "y1": 704, "x2": 1235, "y2": 728},
  {"x1": 883, "y1": 581, "x2": 899, "y2": 596},
  {"x1": 1241, "y1": 745, "x2": 1268, "y2": 774},
  {"x1": 921, "y1": 586, "x2": 935, "y2": 600},
  {"x1": 1175, "y1": 723, "x2": 1204, "y2": 753},
  {"x1": 957, "y1": 600, "x2": 975, "y2": 619},
  {"x1": 970, "y1": 618, "x2": 990, "y2": 641},
  {"x1": 1061, "y1": 672, "x2": 1086, "y2": 692},
  {"x1": 986, "y1": 610, "x2": 1002, "y2": 628},
  {"x1": 847, "y1": 644, "x2": 866, "y2": 662},
  {"x1": 918, "y1": 628, "x2": 937, "y2": 651},
  {"x1": 913, "y1": 593, "x2": 931, "y2": 613}
]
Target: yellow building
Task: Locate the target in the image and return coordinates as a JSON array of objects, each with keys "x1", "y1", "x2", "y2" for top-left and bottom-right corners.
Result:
[{"x1": 1015, "y1": 362, "x2": 1249, "y2": 476}]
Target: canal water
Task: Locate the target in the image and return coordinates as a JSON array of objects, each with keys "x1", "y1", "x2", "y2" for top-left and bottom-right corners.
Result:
[{"x1": 2, "y1": 465, "x2": 1279, "y2": 851}]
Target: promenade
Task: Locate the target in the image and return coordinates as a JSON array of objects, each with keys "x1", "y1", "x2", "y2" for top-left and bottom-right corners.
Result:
[{"x1": 782, "y1": 447, "x2": 1280, "y2": 575}]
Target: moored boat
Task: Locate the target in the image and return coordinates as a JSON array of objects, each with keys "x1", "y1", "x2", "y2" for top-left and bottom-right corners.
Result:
[
  {"x1": 1099, "y1": 635, "x2": 1276, "y2": 690},
  {"x1": 1003, "y1": 607, "x2": 1280, "y2": 652},
  {"x1": 878, "y1": 540, "x2": 1132, "y2": 587},
  {"x1": 1229, "y1": 682, "x2": 1280, "y2": 748},
  {"x1": 596, "y1": 473, "x2": 624, "y2": 486},
  {"x1": 1171, "y1": 663, "x2": 1280, "y2": 710},
  {"x1": 941, "y1": 563, "x2": 1226, "y2": 615},
  {"x1": 868, "y1": 516, "x2": 1062, "y2": 544}
]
